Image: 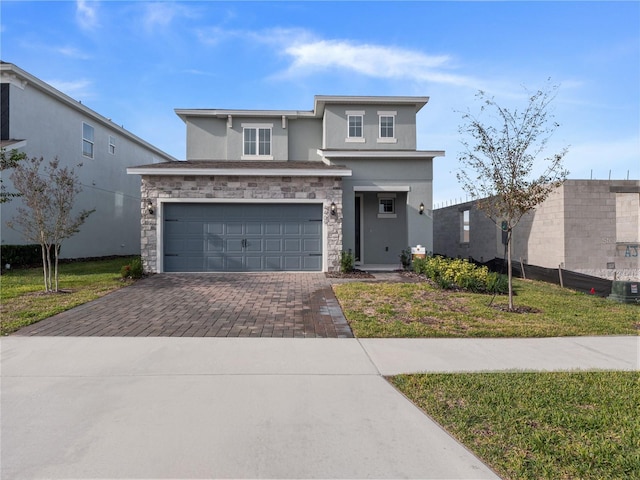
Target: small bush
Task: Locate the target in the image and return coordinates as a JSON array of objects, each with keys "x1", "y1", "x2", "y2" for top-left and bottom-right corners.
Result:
[
  {"x1": 1, "y1": 244, "x2": 56, "y2": 268},
  {"x1": 412, "y1": 255, "x2": 509, "y2": 294},
  {"x1": 399, "y1": 247, "x2": 412, "y2": 270},
  {"x1": 340, "y1": 251, "x2": 355, "y2": 273},
  {"x1": 121, "y1": 257, "x2": 144, "y2": 279}
]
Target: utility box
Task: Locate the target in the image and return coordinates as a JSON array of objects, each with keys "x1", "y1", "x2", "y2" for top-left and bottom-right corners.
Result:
[
  {"x1": 411, "y1": 245, "x2": 426, "y2": 260},
  {"x1": 608, "y1": 281, "x2": 640, "y2": 304}
]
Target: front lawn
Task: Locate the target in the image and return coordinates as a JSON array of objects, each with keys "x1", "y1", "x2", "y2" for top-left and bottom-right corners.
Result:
[
  {"x1": 0, "y1": 256, "x2": 136, "y2": 335},
  {"x1": 333, "y1": 278, "x2": 639, "y2": 337},
  {"x1": 391, "y1": 371, "x2": 640, "y2": 480}
]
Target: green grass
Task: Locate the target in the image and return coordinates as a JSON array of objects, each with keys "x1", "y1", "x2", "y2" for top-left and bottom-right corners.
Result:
[
  {"x1": 0, "y1": 256, "x2": 136, "y2": 335},
  {"x1": 391, "y1": 371, "x2": 640, "y2": 480},
  {"x1": 333, "y1": 278, "x2": 639, "y2": 337}
]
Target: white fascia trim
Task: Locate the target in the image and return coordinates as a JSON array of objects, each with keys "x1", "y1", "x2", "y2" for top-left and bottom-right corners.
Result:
[
  {"x1": 354, "y1": 186, "x2": 411, "y2": 192},
  {"x1": 128, "y1": 167, "x2": 352, "y2": 177},
  {"x1": 318, "y1": 149, "x2": 445, "y2": 159}
]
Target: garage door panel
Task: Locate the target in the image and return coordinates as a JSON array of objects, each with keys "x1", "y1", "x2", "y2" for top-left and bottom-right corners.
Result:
[
  {"x1": 265, "y1": 239, "x2": 282, "y2": 252},
  {"x1": 265, "y1": 223, "x2": 282, "y2": 235},
  {"x1": 303, "y1": 222, "x2": 322, "y2": 235},
  {"x1": 283, "y1": 256, "x2": 301, "y2": 270},
  {"x1": 246, "y1": 222, "x2": 263, "y2": 235},
  {"x1": 303, "y1": 256, "x2": 322, "y2": 270},
  {"x1": 226, "y1": 223, "x2": 243, "y2": 235},
  {"x1": 205, "y1": 223, "x2": 224, "y2": 235},
  {"x1": 284, "y1": 223, "x2": 301, "y2": 235},
  {"x1": 284, "y1": 239, "x2": 301, "y2": 252},
  {"x1": 303, "y1": 238, "x2": 321, "y2": 252},
  {"x1": 163, "y1": 203, "x2": 322, "y2": 272}
]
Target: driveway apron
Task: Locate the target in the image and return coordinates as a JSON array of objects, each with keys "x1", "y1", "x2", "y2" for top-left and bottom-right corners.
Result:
[{"x1": 15, "y1": 273, "x2": 353, "y2": 338}]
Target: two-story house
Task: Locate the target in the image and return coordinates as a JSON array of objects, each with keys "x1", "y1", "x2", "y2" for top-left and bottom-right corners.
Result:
[
  {"x1": 1, "y1": 62, "x2": 176, "y2": 259},
  {"x1": 128, "y1": 96, "x2": 444, "y2": 272}
]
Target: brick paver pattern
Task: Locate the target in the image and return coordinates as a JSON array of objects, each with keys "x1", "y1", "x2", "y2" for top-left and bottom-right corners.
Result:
[{"x1": 16, "y1": 273, "x2": 354, "y2": 338}]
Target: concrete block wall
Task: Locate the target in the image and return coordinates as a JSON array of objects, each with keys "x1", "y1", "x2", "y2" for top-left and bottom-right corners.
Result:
[
  {"x1": 435, "y1": 180, "x2": 639, "y2": 280},
  {"x1": 524, "y1": 186, "x2": 565, "y2": 268},
  {"x1": 139, "y1": 175, "x2": 344, "y2": 273}
]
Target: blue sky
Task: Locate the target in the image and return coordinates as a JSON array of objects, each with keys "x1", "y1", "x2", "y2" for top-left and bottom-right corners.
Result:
[{"x1": 1, "y1": 1, "x2": 638, "y2": 205}]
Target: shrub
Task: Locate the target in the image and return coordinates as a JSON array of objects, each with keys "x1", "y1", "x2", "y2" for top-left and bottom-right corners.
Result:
[
  {"x1": 121, "y1": 257, "x2": 144, "y2": 279},
  {"x1": 340, "y1": 251, "x2": 355, "y2": 273},
  {"x1": 412, "y1": 255, "x2": 508, "y2": 294},
  {"x1": 1, "y1": 244, "x2": 55, "y2": 268},
  {"x1": 487, "y1": 271, "x2": 509, "y2": 294},
  {"x1": 399, "y1": 247, "x2": 412, "y2": 270}
]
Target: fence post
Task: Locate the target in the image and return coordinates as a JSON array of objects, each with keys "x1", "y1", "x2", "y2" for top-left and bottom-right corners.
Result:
[{"x1": 558, "y1": 265, "x2": 564, "y2": 288}]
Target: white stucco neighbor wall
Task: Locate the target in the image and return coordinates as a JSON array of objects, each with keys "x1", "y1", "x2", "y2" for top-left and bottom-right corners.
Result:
[{"x1": 139, "y1": 175, "x2": 343, "y2": 273}]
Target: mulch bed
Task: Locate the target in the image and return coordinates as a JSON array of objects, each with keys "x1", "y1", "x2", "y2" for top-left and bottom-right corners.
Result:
[{"x1": 325, "y1": 269, "x2": 375, "y2": 279}]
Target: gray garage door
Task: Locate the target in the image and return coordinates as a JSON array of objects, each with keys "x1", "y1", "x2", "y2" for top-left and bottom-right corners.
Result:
[{"x1": 163, "y1": 203, "x2": 323, "y2": 272}]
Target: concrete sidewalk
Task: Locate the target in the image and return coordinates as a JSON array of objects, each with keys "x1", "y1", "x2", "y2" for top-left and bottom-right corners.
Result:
[{"x1": 2, "y1": 336, "x2": 637, "y2": 479}]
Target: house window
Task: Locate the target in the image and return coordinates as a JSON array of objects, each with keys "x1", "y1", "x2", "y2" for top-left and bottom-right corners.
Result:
[
  {"x1": 346, "y1": 111, "x2": 365, "y2": 142},
  {"x1": 461, "y1": 209, "x2": 470, "y2": 243},
  {"x1": 242, "y1": 124, "x2": 272, "y2": 158},
  {"x1": 82, "y1": 122, "x2": 94, "y2": 158},
  {"x1": 377, "y1": 194, "x2": 397, "y2": 218},
  {"x1": 378, "y1": 111, "x2": 397, "y2": 143},
  {"x1": 108, "y1": 135, "x2": 116, "y2": 155}
]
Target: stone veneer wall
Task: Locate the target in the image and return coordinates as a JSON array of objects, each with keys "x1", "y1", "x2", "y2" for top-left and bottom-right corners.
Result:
[{"x1": 139, "y1": 174, "x2": 344, "y2": 273}]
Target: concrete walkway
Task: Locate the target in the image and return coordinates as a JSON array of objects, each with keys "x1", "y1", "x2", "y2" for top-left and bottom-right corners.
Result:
[{"x1": 2, "y1": 335, "x2": 637, "y2": 479}]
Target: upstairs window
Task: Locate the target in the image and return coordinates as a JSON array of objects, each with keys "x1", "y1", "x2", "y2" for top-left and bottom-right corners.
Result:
[
  {"x1": 243, "y1": 124, "x2": 272, "y2": 158},
  {"x1": 378, "y1": 111, "x2": 397, "y2": 143},
  {"x1": 346, "y1": 111, "x2": 365, "y2": 142},
  {"x1": 108, "y1": 135, "x2": 116, "y2": 155},
  {"x1": 82, "y1": 122, "x2": 94, "y2": 158}
]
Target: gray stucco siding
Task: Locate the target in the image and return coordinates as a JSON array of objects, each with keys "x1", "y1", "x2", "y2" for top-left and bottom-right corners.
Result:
[
  {"x1": 287, "y1": 118, "x2": 323, "y2": 161},
  {"x1": 186, "y1": 117, "x2": 227, "y2": 160},
  {"x1": 333, "y1": 158, "x2": 434, "y2": 260},
  {"x1": 322, "y1": 104, "x2": 417, "y2": 151}
]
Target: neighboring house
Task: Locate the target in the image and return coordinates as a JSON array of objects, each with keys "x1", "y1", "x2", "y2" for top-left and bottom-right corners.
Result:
[
  {"x1": 433, "y1": 180, "x2": 640, "y2": 280},
  {"x1": 0, "y1": 62, "x2": 176, "y2": 259},
  {"x1": 128, "y1": 96, "x2": 444, "y2": 272}
]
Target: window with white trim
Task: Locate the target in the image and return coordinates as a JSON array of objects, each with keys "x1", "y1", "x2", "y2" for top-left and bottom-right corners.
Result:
[
  {"x1": 378, "y1": 111, "x2": 397, "y2": 143},
  {"x1": 346, "y1": 111, "x2": 365, "y2": 142},
  {"x1": 242, "y1": 124, "x2": 272, "y2": 158},
  {"x1": 108, "y1": 135, "x2": 116, "y2": 155},
  {"x1": 377, "y1": 193, "x2": 397, "y2": 218},
  {"x1": 82, "y1": 122, "x2": 94, "y2": 158}
]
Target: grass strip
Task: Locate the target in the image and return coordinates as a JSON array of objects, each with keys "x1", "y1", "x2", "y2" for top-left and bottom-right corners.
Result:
[
  {"x1": 1, "y1": 257, "x2": 136, "y2": 335},
  {"x1": 333, "y1": 279, "x2": 639, "y2": 337},
  {"x1": 391, "y1": 371, "x2": 640, "y2": 480}
]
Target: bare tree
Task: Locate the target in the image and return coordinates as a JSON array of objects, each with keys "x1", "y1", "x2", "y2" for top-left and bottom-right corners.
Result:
[
  {"x1": 0, "y1": 148, "x2": 26, "y2": 203},
  {"x1": 6, "y1": 156, "x2": 94, "y2": 292},
  {"x1": 457, "y1": 82, "x2": 569, "y2": 309}
]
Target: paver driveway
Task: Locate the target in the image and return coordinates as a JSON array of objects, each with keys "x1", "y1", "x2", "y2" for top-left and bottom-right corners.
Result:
[{"x1": 15, "y1": 273, "x2": 353, "y2": 338}]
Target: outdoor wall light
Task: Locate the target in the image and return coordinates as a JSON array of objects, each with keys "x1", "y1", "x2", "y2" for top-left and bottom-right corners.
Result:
[
  {"x1": 419, "y1": 202, "x2": 425, "y2": 215},
  {"x1": 147, "y1": 200, "x2": 154, "y2": 215},
  {"x1": 330, "y1": 202, "x2": 337, "y2": 216}
]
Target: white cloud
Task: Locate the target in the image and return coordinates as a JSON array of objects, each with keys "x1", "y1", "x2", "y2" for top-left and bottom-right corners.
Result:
[
  {"x1": 141, "y1": 2, "x2": 199, "y2": 33},
  {"x1": 76, "y1": 0, "x2": 99, "y2": 30},
  {"x1": 47, "y1": 79, "x2": 95, "y2": 101},
  {"x1": 55, "y1": 46, "x2": 91, "y2": 60}
]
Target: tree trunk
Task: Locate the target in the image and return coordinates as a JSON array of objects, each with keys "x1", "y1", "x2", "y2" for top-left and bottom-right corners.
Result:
[
  {"x1": 507, "y1": 229, "x2": 514, "y2": 310},
  {"x1": 40, "y1": 243, "x2": 48, "y2": 292},
  {"x1": 54, "y1": 244, "x2": 59, "y2": 292}
]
